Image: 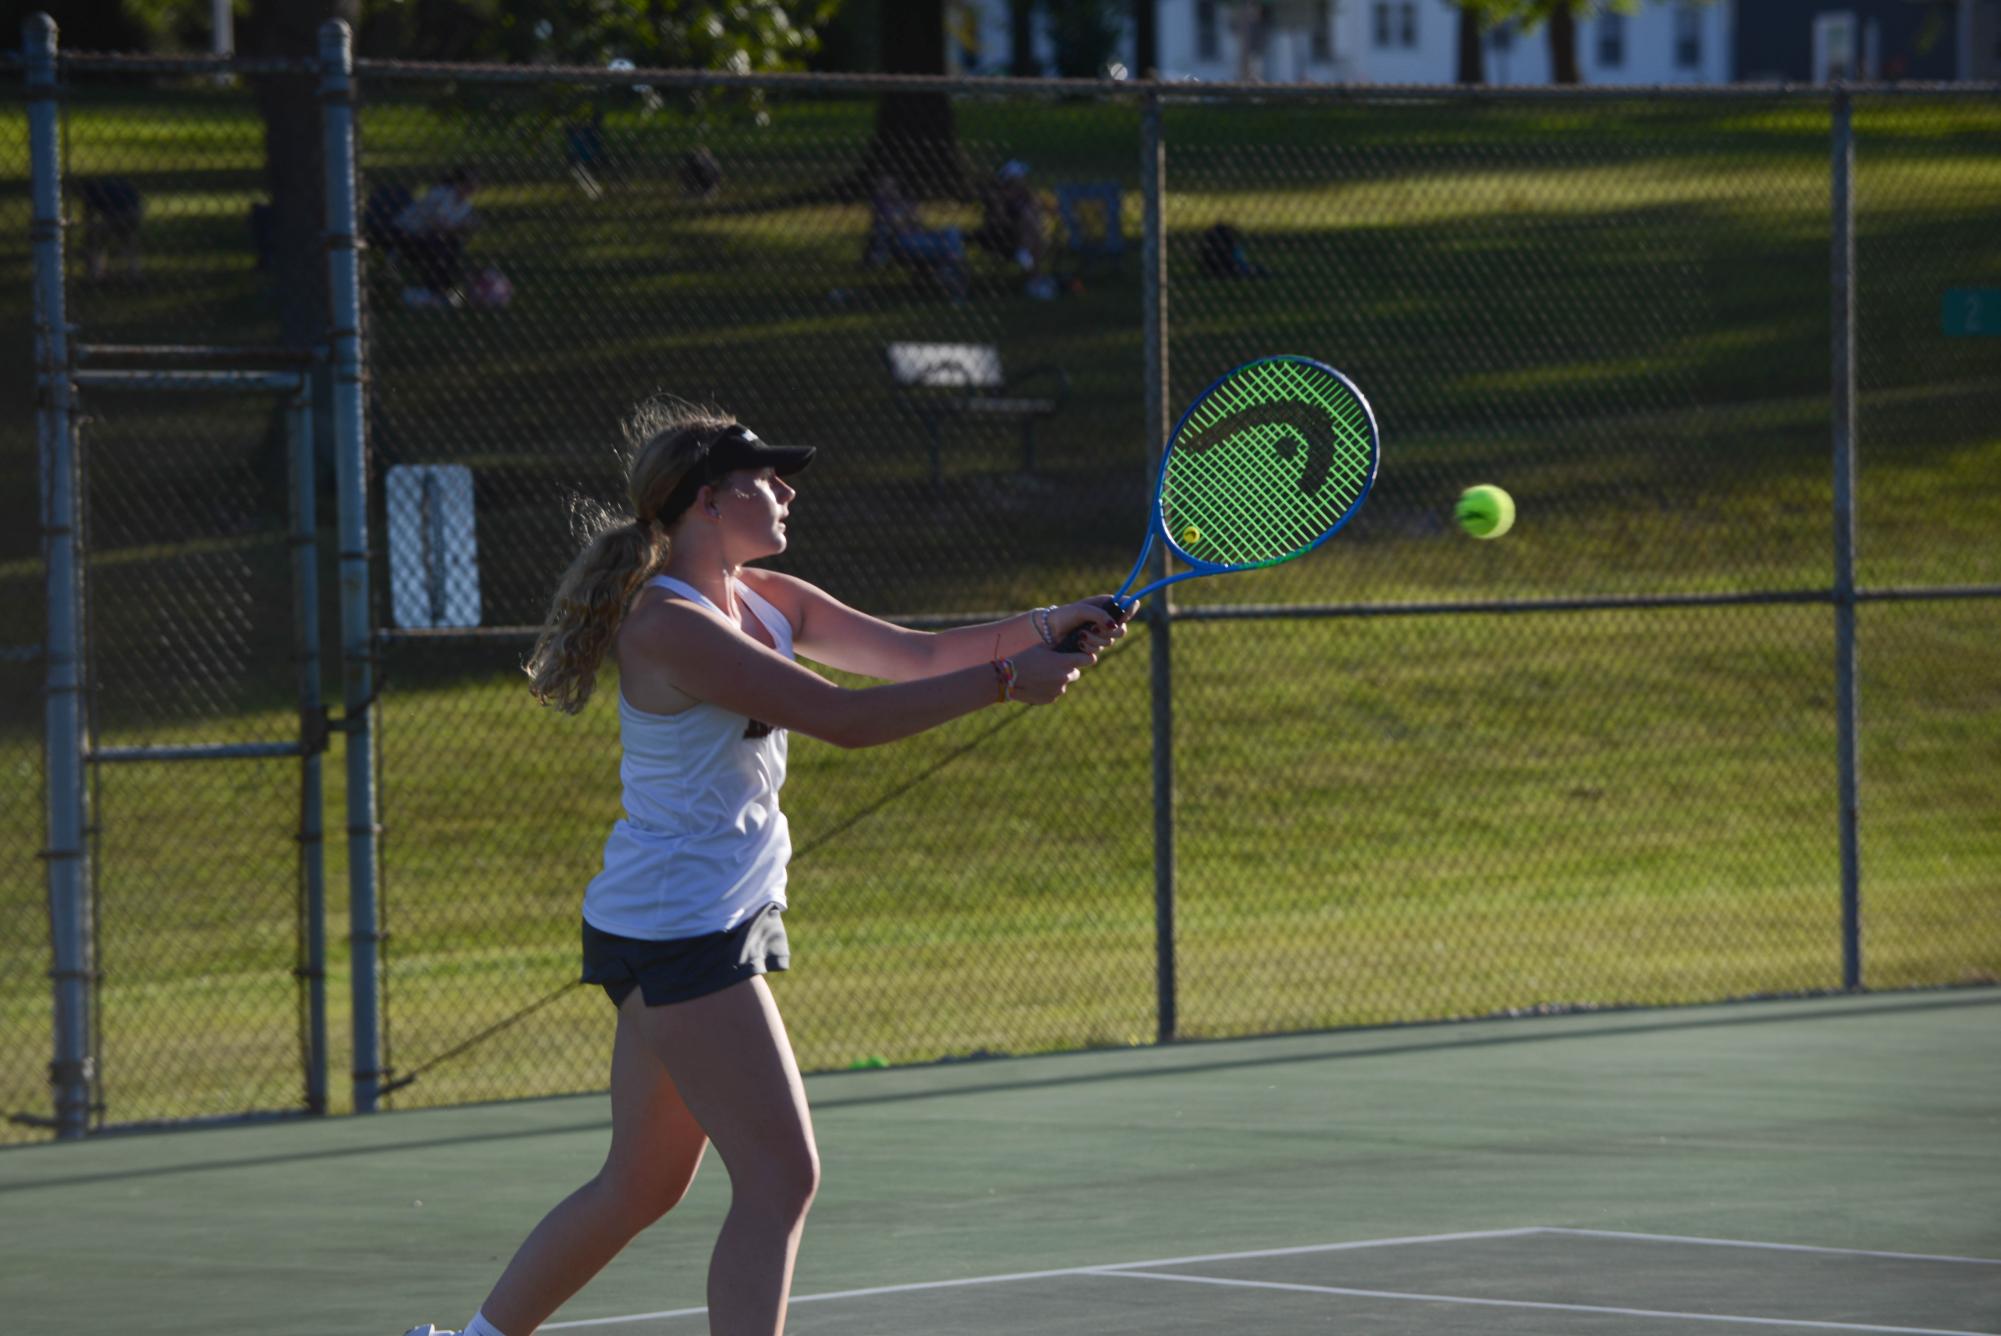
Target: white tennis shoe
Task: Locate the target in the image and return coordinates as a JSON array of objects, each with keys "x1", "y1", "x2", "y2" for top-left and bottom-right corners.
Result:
[{"x1": 402, "y1": 1326, "x2": 458, "y2": 1336}]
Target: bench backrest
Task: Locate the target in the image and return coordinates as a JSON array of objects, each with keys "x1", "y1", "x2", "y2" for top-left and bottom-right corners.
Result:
[
  {"x1": 885, "y1": 342, "x2": 1005, "y2": 390},
  {"x1": 1055, "y1": 182, "x2": 1124, "y2": 257}
]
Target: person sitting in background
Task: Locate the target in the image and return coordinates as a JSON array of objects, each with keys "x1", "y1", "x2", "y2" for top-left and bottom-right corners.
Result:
[
  {"x1": 975, "y1": 160, "x2": 1055, "y2": 300},
  {"x1": 395, "y1": 166, "x2": 480, "y2": 308},
  {"x1": 862, "y1": 171, "x2": 970, "y2": 300},
  {"x1": 680, "y1": 147, "x2": 722, "y2": 199},
  {"x1": 1198, "y1": 221, "x2": 1267, "y2": 279},
  {"x1": 77, "y1": 178, "x2": 143, "y2": 282}
]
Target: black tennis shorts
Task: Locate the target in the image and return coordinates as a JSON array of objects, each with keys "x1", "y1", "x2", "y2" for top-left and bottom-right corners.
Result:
[{"x1": 580, "y1": 903, "x2": 790, "y2": 1008}]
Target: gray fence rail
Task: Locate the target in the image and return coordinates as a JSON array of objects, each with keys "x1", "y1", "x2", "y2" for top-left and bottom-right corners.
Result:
[{"x1": 7, "y1": 19, "x2": 1998, "y2": 1141}]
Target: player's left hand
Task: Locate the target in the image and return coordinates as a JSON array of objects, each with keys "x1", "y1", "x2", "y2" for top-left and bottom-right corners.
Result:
[{"x1": 1049, "y1": 597, "x2": 1129, "y2": 654}]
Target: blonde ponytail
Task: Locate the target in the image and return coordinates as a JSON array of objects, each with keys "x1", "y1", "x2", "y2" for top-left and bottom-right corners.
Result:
[
  {"x1": 523, "y1": 400, "x2": 737, "y2": 714},
  {"x1": 524, "y1": 511, "x2": 667, "y2": 714}
]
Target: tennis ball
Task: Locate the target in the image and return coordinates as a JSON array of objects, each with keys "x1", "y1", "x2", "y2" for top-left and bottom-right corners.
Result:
[
  {"x1": 1180, "y1": 525, "x2": 1201, "y2": 548},
  {"x1": 1454, "y1": 484, "x2": 1516, "y2": 540}
]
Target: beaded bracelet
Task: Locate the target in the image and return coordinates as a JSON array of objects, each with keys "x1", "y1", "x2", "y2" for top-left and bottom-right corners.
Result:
[
  {"x1": 991, "y1": 657, "x2": 1018, "y2": 703},
  {"x1": 1031, "y1": 605, "x2": 1057, "y2": 648}
]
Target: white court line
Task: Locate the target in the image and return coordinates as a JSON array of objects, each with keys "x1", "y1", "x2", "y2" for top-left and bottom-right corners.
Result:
[
  {"x1": 1092, "y1": 1269, "x2": 2000, "y2": 1336},
  {"x1": 1538, "y1": 1228, "x2": 2001, "y2": 1267},
  {"x1": 540, "y1": 1224, "x2": 2001, "y2": 1331},
  {"x1": 538, "y1": 1227, "x2": 1544, "y2": 1329}
]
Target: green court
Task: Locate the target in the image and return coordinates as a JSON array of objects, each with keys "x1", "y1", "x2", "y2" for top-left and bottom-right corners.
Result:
[{"x1": 4, "y1": 989, "x2": 1996, "y2": 1334}]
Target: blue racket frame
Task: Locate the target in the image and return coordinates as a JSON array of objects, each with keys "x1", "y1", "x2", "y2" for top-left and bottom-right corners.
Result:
[{"x1": 1107, "y1": 354, "x2": 1381, "y2": 616}]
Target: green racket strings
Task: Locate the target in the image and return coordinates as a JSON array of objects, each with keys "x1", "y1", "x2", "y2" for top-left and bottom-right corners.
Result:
[{"x1": 1162, "y1": 359, "x2": 1374, "y2": 568}]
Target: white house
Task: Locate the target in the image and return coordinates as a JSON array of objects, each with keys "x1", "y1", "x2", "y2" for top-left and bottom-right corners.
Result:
[{"x1": 963, "y1": 1, "x2": 1736, "y2": 87}]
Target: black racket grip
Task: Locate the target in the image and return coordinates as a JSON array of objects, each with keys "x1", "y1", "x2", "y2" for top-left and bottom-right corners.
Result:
[{"x1": 1053, "y1": 598, "x2": 1131, "y2": 653}]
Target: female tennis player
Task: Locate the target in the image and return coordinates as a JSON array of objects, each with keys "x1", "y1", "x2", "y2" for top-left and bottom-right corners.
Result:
[{"x1": 404, "y1": 404, "x2": 1121, "y2": 1336}]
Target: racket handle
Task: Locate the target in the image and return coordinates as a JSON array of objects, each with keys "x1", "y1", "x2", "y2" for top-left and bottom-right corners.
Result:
[{"x1": 1054, "y1": 598, "x2": 1131, "y2": 654}]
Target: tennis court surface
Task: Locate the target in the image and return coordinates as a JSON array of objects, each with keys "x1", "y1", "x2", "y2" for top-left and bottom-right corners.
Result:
[{"x1": 4, "y1": 990, "x2": 1996, "y2": 1335}]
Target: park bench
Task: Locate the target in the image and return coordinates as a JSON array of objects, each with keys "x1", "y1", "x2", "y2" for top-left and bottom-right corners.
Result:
[{"x1": 883, "y1": 341, "x2": 1070, "y2": 486}]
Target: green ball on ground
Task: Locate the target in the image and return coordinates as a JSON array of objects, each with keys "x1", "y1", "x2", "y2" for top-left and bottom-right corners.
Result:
[{"x1": 1455, "y1": 484, "x2": 1516, "y2": 539}]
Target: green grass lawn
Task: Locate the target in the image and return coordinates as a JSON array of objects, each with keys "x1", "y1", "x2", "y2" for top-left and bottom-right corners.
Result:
[
  {"x1": 4, "y1": 595, "x2": 1994, "y2": 1131},
  {"x1": 1, "y1": 85, "x2": 1996, "y2": 1138}
]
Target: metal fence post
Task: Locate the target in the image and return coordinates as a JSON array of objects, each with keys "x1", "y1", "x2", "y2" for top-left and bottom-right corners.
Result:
[
  {"x1": 320, "y1": 18, "x2": 383, "y2": 1110},
  {"x1": 1141, "y1": 89, "x2": 1177, "y2": 1043},
  {"x1": 27, "y1": 11, "x2": 94, "y2": 1141},
  {"x1": 1830, "y1": 87, "x2": 1862, "y2": 990},
  {"x1": 286, "y1": 386, "x2": 329, "y2": 1114}
]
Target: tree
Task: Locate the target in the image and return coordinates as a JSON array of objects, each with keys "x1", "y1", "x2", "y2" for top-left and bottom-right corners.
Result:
[
  {"x1": 1009, "y1": 0, "x2": 1038, "y2": 76},
  {"x1": 409, "y1": 0, "x2": 840, "y2": 71},
  {"x1": 1456, "y1": 2, "x2": 1487, "y2": 84},
  {"x1": 1545, "y1": 1, "x2": 1579, "y2": 83},
  {"x1": 864, "y1": 1, "x2": 962, "y2": 196},
  {"x1": 222, "y1": 1, "x2": 355, "y2": 512},
  {"x1": 1133, "y1": 0, "x2": 1156, "y2": 78},
  {"x1": 237, "y1": 2, "x2": 355, "y2": 363},
  {"x1": 1043, "y1": 0, "x2": 1123, "y2": 78},
  {"x1": 362, "y1": 0, "x2": 842, "y2": 138},
  {"x1": 1480, "y1": 0, "x2": 1713, "y2": 86},
  {"x1": 1474, "y1": 0, "x2": 1598, "y2": 84},
  {"x1": 9, "y1": 2, "x2": 157, "y2": 50},
  {"x1": 105, "y1": 2, "x2": 844, "y2": 71}
]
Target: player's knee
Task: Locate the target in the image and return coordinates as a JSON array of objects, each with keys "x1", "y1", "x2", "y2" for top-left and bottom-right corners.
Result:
[
  {"x1": 599, "y1": 1158, "x2": 695, "y2": 1224},
  {"x1": 643, "y1": 1170, "x2": 697, "y2": 1221},
  {"x1": 743, "y1": 1140, "x2": 819, "y2": 1220},
  {"x1": 777, "y1": 1141, "x2": 821, "y2": 1213},
  {"x1": 797, "y1": 1145, "x2": 823, "y2": 1206}
]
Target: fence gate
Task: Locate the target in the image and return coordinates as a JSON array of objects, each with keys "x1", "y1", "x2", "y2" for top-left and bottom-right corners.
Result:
[{"x1": 37, "y1": 360, "x2": 334, "y2": 1140}]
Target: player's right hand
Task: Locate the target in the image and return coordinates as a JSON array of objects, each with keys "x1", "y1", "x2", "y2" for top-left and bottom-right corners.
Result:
[{"x1": 1008, "y1": 644, "x2": 1094, "y2": 704}]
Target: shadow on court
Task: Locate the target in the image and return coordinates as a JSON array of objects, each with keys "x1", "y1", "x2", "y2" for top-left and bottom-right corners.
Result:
[{"x1": 3, "y1": 990, "x2": 1997, "y2": 1335}]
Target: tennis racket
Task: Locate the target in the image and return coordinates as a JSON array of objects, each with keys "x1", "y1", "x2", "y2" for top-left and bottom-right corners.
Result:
[{"x1": 1058, "y1": 354, "x2": 1380, "y2": 650}]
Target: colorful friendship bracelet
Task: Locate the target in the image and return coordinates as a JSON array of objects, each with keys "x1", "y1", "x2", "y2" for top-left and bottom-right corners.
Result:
[{"x1": 991, "y1": 657, "x2": 1018, "y2": 703}]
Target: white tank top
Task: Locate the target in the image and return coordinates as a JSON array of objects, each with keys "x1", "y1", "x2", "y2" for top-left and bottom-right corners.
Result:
[{"x1": 582, "y1": 574, "x2": 793, "y2": 940}]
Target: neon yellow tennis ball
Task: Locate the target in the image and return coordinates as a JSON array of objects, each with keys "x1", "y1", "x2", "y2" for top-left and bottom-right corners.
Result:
[
  {"x1": 1181, "y1": 525, "x2": 1202, "y2": 547},
  {"x1": 1455, "y1": 484, "x2": 1516, "y2": 540}
]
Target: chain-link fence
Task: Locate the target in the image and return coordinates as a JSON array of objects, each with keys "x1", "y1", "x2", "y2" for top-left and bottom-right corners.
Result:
[{"x1": 7, "y1": 28, "x2": 1998, "y2": 1141}]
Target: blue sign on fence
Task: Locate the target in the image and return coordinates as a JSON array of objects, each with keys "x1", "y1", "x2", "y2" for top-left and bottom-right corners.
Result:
[{"x1": 1942, "y1": 288, "x2": 2001, "y2": 336}]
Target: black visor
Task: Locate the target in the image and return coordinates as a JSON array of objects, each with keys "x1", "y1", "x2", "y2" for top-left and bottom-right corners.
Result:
[{"x1": 656, "y1": 425, "x2": 814, "y2": 523}]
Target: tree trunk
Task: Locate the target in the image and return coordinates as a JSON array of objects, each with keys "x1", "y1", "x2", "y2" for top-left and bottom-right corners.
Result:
[
  {"x1": 867, "y1": 2, "x2": 964, "y2": 197},
  {"x1": 1548, "y1": 5, "x2": 1580, "y2": 84},
  {"x1": 241, "y1": 0, "x2": 358, "y2": 504},
  {"x1": 1009, "y1": 0, "x2": 1038, "y2": 76},
  {"x1": 1456, "y1": 5, "x2": 1485, "y2": 84},
  {"x1": 1134, "y1": 0, "x2": 1158, "y2": 78},
  {"x1": 243, "y1": 1, "x2": 356, "y2": 356}
]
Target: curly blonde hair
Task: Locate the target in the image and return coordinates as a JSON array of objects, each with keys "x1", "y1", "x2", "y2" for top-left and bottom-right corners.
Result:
[{"x1": 523, "y1": 400, "x2": 736, "y2": 714}]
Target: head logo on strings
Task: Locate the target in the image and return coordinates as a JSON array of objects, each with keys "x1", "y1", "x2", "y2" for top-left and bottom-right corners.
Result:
[{"x1": 1181, "y1": 400, "x2": 1336, "y2": 496}]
